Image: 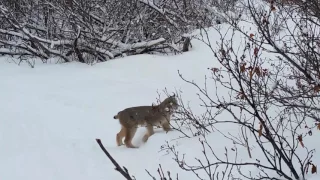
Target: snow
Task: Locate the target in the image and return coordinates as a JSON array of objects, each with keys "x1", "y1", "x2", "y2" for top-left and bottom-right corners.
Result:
[
  {"x1": 1, "y1": 22, "x2": 320, "y2": 180},
  {"x1": 0, "y1": 37, "x2": 214, "y2": 180}
]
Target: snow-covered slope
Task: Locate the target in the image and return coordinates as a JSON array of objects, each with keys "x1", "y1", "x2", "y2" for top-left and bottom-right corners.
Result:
[
  {"x1": 1, "y1": 25, "x2": 319, "y2": 180},
  {"x1": 0, "y1": 34, "x2": 217, "y2": 180}
]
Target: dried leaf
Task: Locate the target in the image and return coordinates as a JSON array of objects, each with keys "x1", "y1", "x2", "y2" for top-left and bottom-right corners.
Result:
[
  {"x1": 298, "y1": 135, "x2": 304, "y2": 148},
  {"x1": 240, "y1": 63, "x2": 246, "y2": 73},
  {"x1": 271, "y1": 6, "x2": 276, "y2": 11},
  {"x1": 240, "y1": 94, "x2": 245, "y2": 99},
  {"x1": 262, "y1": 18, "x2": 267, "y2": 24},
  {"x1": 221, "y1": 49, "x2": 226, "y2": 57},
  {"x1": 211, "y1": 67, "x2": 219, "y2": 74},
  {"x1": 258, "y1": 123, "x2": 263, "y2": 137},
  {"x1": 317, "y1": 123, "x2": 320, "y2": 130},
  {"x1": 314, "y1": 85, "x2": 320, "y2": 93},
  {"x1": 254, "y1": 47, "x2": 259, "y2": 57},
  {"x1": 238, "y1": 92, "x2": 245, "y2": 99},
  {"x1": 249, "y1": 33, "x2": 254, "y2": 39},
  {"x1": 255, "y1": 67, "x2": 261, "y2": 76},
  {"x1": 249, "y1": 69, "x2": 254, "y2": 81},
  {"x1": 312, "y1": 164, "x2": 317, "y2": 174},
  {"x1": 297, "y1": 80, "x2": 302, "y2": 88},
  {"x1": 262, "y1": 69, "x2": 268, "y2": 76}
]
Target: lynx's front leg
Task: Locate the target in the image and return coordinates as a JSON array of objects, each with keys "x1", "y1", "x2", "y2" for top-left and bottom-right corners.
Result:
[
  {"x1": 162, "y1": 122, "x2": 172, "y2": 132},
  {"x1": 161, "y1": 117, "x2": 172, "y2": 133},
  {"x1": 161, "y1": 116, "x2": 172, "y2": 132},
  {"x1": 142, "y1": 124, "x2": 155, "y2": 142}
]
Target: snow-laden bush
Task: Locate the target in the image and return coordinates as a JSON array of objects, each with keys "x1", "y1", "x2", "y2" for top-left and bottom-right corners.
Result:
[{"x1": 0, "y1": 0, "x2": 233, "y2": 65}]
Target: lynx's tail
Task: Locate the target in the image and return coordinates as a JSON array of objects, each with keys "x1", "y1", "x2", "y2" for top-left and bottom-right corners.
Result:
[{"x1": 113, "y1": 113, "x2": 119, "y2": 119}]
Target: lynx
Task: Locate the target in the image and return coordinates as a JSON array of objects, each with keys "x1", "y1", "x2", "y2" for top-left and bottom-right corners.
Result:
[{"x1": 113, "y1": 94, "x2": 178, "y2": 148}]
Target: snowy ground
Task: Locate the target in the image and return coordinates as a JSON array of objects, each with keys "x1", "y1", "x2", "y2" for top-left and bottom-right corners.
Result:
[
  {"x1": 0, "y1": 32, "x2": 216, "y2": 180},
  {"x1": 1, "y1": 24, "x2": 320, "y2": 180}
]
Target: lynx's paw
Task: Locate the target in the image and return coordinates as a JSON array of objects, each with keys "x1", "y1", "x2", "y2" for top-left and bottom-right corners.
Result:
[
  {"x1": 142, "y1": 134, "x2": 149, "y2": 142},
  {"x1": 117, "y1": 141, "x2": 124, "y2": 146},
  {"x1": 166, "y1": 128, "x2": 173, "y2": 132},
  {"x1": 126, "y1": 144, "x2": 138, "y2": 148}
]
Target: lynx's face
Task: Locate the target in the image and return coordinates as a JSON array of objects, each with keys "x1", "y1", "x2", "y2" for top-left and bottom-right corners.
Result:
[{"x1": 162, "y1": 95, "x2": 179, "y2": 113}]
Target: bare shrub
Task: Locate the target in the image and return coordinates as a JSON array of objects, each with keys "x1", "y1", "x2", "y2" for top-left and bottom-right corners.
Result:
[
  {"x1": 0, "y1": 0, "x2": 230, "y2": 65},
  {"x1": 159, "y1": 0, "x2": 320, "y2": 179},
  {"x1": 96, "y1": 0, "x2": 320, "y2": 179}
]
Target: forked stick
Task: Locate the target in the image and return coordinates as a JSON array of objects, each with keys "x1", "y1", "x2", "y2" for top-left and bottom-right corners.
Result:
[{"x1": 96, "y1": 138, "x2": 134, "y2": 180}]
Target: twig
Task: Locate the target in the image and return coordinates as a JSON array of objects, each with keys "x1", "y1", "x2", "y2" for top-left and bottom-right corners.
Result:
[{"x1": 96, "y1": 138, "x2": 134, "y2": 180}]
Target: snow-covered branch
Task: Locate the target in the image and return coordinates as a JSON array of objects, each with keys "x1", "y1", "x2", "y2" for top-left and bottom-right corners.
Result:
[{"x1": 0, "y1": 0, "x2": 226, "y2": 64}]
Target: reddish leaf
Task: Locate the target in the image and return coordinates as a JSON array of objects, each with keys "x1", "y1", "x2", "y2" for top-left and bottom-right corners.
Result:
[
  {"x1": 263, "y1": 18, "x2": 267, "y2": 24},
  {"x1": 312, "y1": 164, "x2": 317, "y2": 174},
  {"x1": 237, "y1": 92, "x2": 245, "y2": 99},
  {"x1": 240, "y1": 63, "x2": 246, "y2": 73},
  {"x1": 211, "y1": 67, "x2": 219, "y2": 74},
  {"x1": 313, "y1": 85, "x2": 320, "y2": 93},
  {"x1": 249, "y1": 69, "x2": 254, "y2": 81},
  {"x1": 220, "y1": 49, "x2": 226, "y2": 57},
  {"x1": 298, "y1": 135, "x2": 304, "y2": 148},
  {"x1": 249, "y1": 33, "x2": 254, "y2": 39},
  {"x1": 255, "y1": 67, "x2": 261, "y2": 76},
  {"x1": 241, "y1": 94, "x2": 245, "y2": 99},
  {"x1": 254, "y1": 47, "x2": 259, "y2": 57}
]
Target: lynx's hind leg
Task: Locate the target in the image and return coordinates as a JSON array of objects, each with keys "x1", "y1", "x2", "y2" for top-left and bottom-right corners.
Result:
[
  {"x1": 143, "y1": 124, "x2": 155, "y2": 142},
  {"x1": 124, "y1": 127, "x2": 138, "y2": 148},
  {"x1": 116, "y1": 126, "x2": 126, "y2": 146}
]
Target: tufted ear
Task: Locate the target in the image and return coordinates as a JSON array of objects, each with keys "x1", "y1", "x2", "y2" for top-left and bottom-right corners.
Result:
[{"x1": 171, "y1": 92, "x2": 176, "y2": 97}]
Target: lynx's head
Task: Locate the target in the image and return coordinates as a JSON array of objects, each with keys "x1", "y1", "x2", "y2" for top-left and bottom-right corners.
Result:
[{"x1": 160, "y1": 93, "x2": 179, "y2": 113}]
